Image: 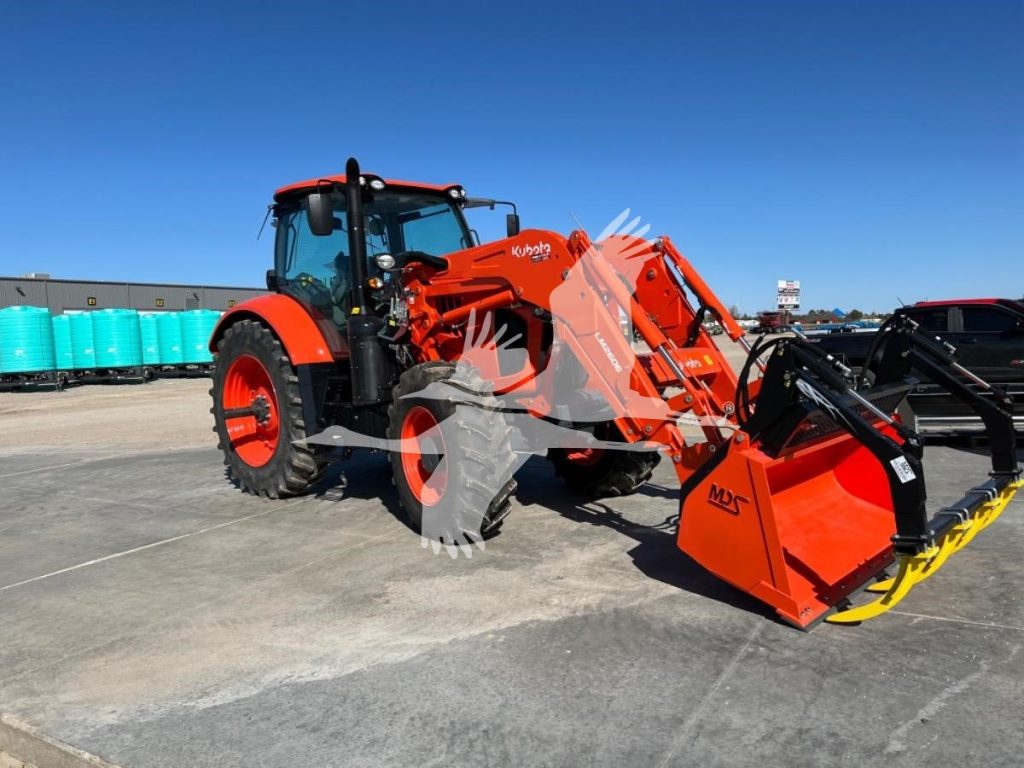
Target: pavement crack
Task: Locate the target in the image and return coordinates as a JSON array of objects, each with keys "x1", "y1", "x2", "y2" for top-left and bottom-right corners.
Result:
[
  {"x1": 655, "y1": 619, "x2": 763, "y2": 768},
  {"x1": 0, "y1": 502, "x2": 304, "y2": 593},
  {"x1": 0, "y1": 460, "x2": 89, "y2": 479},
  {"x1": 0, "y1": 532, "x2": 390, "y2": 688},
  {"x1": 884, "y1": 660, "x2": 989, "y2": 754},
  {"x1": 889, "y1": 610, "x2": 1024, "y2": 633}
]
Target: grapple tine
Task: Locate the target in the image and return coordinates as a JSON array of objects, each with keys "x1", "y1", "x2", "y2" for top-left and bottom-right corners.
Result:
[
  {"x1": 826, "y1": 546, "x2": 939, "y2": 624},
  {"x1": 864, "y1": 480, "x2": 1020, "y2": 596},
  {"x1": 865, "y1": 523, "x2": 969, "y2": 593},
  {"x1": 972, "y1": 480, "x2": 1022, "y2": 536}
]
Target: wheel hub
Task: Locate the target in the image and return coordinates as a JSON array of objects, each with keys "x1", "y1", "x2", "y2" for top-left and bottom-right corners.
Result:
[
  {"x1": 221, "y1": 354, "x2": 280, "y2": 468},
  {"x1": 251, "y1": 394, "x2": 271, "y2": 426}
]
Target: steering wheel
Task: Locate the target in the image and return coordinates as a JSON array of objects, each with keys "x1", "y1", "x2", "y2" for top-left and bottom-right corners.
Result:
[{"x1": 291, "y1": 272, "x2": 333, "y2": 305}]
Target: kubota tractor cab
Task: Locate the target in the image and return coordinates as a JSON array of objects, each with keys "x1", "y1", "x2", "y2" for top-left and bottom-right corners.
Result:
[
  {"x1": 210, "y1": 157, "x2": 1020, "y2": 628},
  {"x1": 210, "y1": 159, "x2": 531, "y2": 536}
]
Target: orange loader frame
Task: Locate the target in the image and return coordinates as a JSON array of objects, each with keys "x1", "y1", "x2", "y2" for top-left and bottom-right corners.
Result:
[
  {"x1": 393, "y1": 227, "x2": 1021, "y2": 628},
  {"x1": 212, "y1": 164, "x2": 1020, "y2": 629}
]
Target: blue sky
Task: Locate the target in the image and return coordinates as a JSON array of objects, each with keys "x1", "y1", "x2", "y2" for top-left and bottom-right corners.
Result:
[{"x1": 1, "y1": 1, "x2": 1020, "y2": 314}]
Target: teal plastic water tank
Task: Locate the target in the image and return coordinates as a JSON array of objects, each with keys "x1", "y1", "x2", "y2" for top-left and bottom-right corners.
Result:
[
  {"x1": 93, "y1": 309, "x2": 143, "y2": 368},
  {"x1": 181, "y1": 310, "x2": 221, "y2": 364},
  {"x1": 139, "y1": 313, "x2": 161, "y2": 365},
  {"x1": 67, "y1": 312, "x2": 96, "y2": 370},
  {"x1": 156, "y1": 312, "x2": 184, "y2": 365},
  {"x1": 52, "y1": 314, "x2": 74, "y2": 370},
  {"x1": 0, "y1": 306, "x2": 56, "y2": 374}
]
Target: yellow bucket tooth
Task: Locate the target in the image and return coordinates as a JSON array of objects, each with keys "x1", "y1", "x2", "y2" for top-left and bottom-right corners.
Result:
[
  {"x1": 866, "y1": 524, "x2": 969, "y2": 593},
  {"x1": 826, "y1": 546, "x2": 940, "y2": 624},
  {"x1": 974, "y1": 481, "x2": 1022, "y2": 534},
  {"x1": 865, "y1": 480, "x2": 1021, "y2": 595}
]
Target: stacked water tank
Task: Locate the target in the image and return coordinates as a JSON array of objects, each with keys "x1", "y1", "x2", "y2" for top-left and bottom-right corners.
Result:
[
  {"x1": 0, "y1": 306, "x2": 56, "y2": 375},
  {"x1": 181, "y1": 310, "x2": 220, "y2": 364},
  {"x1": 52, "y1": 313, "x2": 74, "y2": 370},
  {"x1": 139, "y1": 313, "x2": 161, "y2": 365},
  {"x1": 92, "y1": 309, "x2": 143, "y2": 369},
  {"x1": 0, "y1": 305, "x2": 224, "y2": 383},
  {"x1": 156, "y1": 312, "x2": 185, "y2": 365},
  {"x1": 67, "y1": 312, "x2": 97, "y2": 370}
]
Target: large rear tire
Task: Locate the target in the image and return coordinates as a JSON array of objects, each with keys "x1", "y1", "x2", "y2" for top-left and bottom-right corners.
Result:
[
  {"x1": 548, "y1": 421, "x2": 660, "y2": 498},
  {"x1": 211, "y1": 319, "x2": 324, "y2": 498},
  {"x1": 387, "y1": 362, "x2": 517, "y2": 543}
]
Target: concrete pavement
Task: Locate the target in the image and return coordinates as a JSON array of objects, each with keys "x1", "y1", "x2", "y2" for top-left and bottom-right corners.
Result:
[{"x1": 1, "y1": 420, "x2": 1022, "y2": 766}]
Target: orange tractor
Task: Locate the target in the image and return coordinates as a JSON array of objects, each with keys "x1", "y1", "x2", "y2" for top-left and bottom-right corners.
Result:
[{"x1": 210, "y1": 158, "x2": 1020, "y2": 628}]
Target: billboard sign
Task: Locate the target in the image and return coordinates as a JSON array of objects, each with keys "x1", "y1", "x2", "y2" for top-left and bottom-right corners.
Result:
[{"x1": 777, "y1": 279, "x2": 800, "y2": 310}]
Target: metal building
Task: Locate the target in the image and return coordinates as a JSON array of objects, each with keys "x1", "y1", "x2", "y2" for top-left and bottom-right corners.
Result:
[{"x1": 0, "y1": 276, "x2": 266, "y2": 314}]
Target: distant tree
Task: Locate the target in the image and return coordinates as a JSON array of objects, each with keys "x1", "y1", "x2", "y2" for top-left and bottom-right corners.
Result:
[
  {"x1": 728, "y1": 304, "x2": 742, "y2": 319},
  {"x1": 847, "y1": 308, "x2": 864, "y2": 321},
  {"x1": 804, "y1": 308, "x2": 836, "y2": 324}
]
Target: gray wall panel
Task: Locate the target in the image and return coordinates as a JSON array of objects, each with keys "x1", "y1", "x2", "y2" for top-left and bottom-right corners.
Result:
[
  {"x1": 49, "y1": 282, "x2": 130, "y2": 311},
  {"x1": 201, "y1": 287, "x2": 266, "y2": 310},
  {"x1": 0, "y1": 278, "x2": 266, "y2": 313},
  {"x1": 0, "y1": 280, "x2": 49, "y2": 308},
  {"x1": 128, "y1": 284, "x2": 192, "y2": 311}
]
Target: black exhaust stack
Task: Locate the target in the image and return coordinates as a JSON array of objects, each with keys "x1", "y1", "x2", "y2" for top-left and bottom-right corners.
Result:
[
  {"x1": 345, "y1": 157, "x2": 369, "y2": 313},
  {"x1": 344, "y1": 157, "x2": 391, "y2": 405}
]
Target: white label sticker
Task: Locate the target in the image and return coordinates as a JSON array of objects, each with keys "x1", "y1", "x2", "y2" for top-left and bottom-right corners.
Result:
[{"x1": 890, "y1": 456, "x2": 917, "y2": 484}]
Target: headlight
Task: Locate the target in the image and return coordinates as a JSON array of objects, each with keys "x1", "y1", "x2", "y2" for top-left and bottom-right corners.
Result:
[
  {"x1": 375, "y1": 253, "x2": 396, "y2": 270},
  {"x1": 369, "y1": 178, "x2": 385, "y2": 191}
]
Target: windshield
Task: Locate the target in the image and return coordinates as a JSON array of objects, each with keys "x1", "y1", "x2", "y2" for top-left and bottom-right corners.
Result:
[
  {"x1": 273, "y1": 189, "x2": 471, "y2": 328},
  {"x1": 274, "y1": 190, "x2": 471, "y2": 285}
]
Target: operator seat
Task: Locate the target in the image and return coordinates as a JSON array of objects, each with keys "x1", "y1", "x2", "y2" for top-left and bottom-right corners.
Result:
[{"x1": 331, "y1": 250, "x2": 350, "y2": 326}]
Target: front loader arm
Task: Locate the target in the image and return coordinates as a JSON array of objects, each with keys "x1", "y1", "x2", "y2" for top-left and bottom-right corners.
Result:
[
  {"x1": 403, "y1": 225, "x2": 1020, "y2": 630},
  {"x1": 404, "y1": 228, "x2": 750, "y2": 475}
]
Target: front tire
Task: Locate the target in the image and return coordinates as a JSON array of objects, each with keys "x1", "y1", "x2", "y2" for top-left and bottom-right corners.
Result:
[
  {"x1": 387, "y1": 362, "x2": 518, "y2": 543},
  {"x1": 548, "y1": 421, "x2": 660, "y2": 498},
  {"x1": 211, "y1": 319, "x2": 324, "y2": 498}
]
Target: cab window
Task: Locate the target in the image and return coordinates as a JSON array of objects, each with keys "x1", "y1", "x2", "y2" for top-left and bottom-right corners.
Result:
[
  {"x1": 400, "y1": 202, "x2": 471, "y2": 255},
  {"x1": 906, "y1": 308, "x2": 948, "y2": 332},
  {"x1": 962, "y1": 307, "x2": 1017, "y2": 333}
]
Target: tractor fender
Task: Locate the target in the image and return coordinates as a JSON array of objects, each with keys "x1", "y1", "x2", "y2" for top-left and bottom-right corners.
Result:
[{"x1": 209, "y1": 294, "x2": 341, "y2": 364}]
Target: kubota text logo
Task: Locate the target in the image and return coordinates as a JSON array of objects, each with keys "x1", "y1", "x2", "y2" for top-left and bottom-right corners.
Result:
[
  {"x1": 708, "y1": 483, "x2": 750, "y2": 515},
  {"x1": 511, "y1": 242, "x2": 551, "y2": 259},
  {"x1": 594, "y1": 332, "x2": 623, "y2": 373}
]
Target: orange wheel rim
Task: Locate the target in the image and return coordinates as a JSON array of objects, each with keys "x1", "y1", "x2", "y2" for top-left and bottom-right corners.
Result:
[
  {"x1": 400, "y1": 405, "x2": 447, "y2": 506},
  {"x1": 564, "y1": 447, "x2": 605, "y2": 466},
  {"x1": 222, "y1": 354, "x2": 279, "y2": 467}
]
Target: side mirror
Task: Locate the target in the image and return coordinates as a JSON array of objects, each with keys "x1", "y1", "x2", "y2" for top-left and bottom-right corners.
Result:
[
  {"x1": 307, "y1": 191, "x2": 335, "y2": 237},
  {"x1": 265, "y1": 269, "x2": 279, "y2": 291},
  {"x1": 506, "y1": 213, "x2": 521, "y2": 238}
]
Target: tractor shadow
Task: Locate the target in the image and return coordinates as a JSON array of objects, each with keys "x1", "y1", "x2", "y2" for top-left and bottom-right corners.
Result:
[
  {"x1": 287, "y1": 451, "x2": 773, "y2": 621},
  {"x1": 515, "y1": 456, "x2": 775, "y2": 621},
  {"x1": 222, "y1": 451, "x2": 413, "y2": 529},
  {"x1": 311, "y1": 451, "x2": 414, "y2": 529},
  {"x1": 305, "y1": 451, "x2": 507, "y2": 541}
]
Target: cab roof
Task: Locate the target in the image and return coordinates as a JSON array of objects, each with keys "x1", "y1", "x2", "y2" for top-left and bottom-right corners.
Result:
[
  {"x1": 274, "y1": 173, "x2": 460, "y2": 203},
  {"x1": 910, "y1": 298, "x2": 1024, "y2": 314},
  {"x1": 913, "y1": 298, "x2": 1001, "y2": 307}
]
